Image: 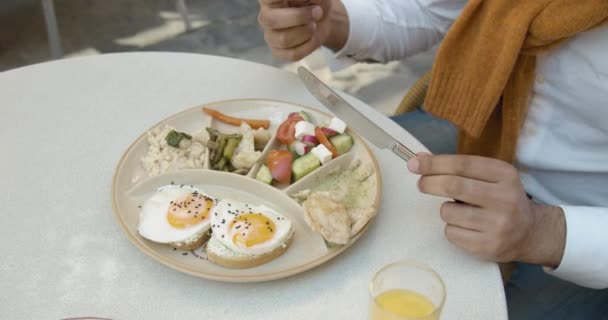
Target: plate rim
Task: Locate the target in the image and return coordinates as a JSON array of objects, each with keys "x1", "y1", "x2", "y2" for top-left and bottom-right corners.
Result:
[{"x1": 111, "y1": 98, "x2": 382, "y2": 282}]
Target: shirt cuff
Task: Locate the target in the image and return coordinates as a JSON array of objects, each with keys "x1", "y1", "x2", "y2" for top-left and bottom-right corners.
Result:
[
  {"x1": 323, "y1": 0, "x2": 378, "y2": 71},
  {"x1": 543, "y1": 206, "x2": 608, "y2": 289},
  {"x1": 334, "y1": 0, "x2": 377, "y2": 59}
]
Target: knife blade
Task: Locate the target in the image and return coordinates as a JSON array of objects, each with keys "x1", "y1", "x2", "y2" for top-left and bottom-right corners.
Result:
[{"x1": 297, "y1": 66, "x2": 416, "y2": 162}]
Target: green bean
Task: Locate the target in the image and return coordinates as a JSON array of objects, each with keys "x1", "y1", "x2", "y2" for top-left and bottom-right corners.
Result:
[
  {"x1": 223, "y1": 137, "x2": 241, "y2": 160},
  {"x1": 213, "y1": 136, "x2": 227, "y2": 164},
  {"x1": 206, "y1": 127, "x2": 220, "y2": 140},
  {"x1": 216, "y1": 157, "x2": 227, "y2": 171},
  {"x1": 208, "y1": 150, "x2": 216, "y2": 164}
]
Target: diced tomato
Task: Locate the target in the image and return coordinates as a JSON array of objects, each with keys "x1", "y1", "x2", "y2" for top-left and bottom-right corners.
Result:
[
  {"x1": 277, "y1": 115, "x2": 303, "y2": 145},
  {"x1": 266, "y1": 150, "x2": 293, "y2": 184},
  {"x1": 315, "y1": 127, "x2": 338, "y2": 158}
]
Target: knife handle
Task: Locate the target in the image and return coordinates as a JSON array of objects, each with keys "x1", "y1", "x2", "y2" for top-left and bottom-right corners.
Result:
[{"x1": 390, "y1": 141, "x2": 417, "y2": 162}]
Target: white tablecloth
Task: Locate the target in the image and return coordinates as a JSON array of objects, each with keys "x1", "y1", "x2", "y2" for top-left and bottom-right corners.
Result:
[{"x1": 0, "y1": 53, "x2": 507, "y2": 319}]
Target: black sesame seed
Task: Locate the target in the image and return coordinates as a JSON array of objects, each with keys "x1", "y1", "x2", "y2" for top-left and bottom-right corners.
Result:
[
  {"x1": 171, "y1": 181, "x2": 174, "y2": 184},
  {"x1": 173, "y1": 248, "x2": 177, "y2": 251},
  {"x1": 235, "y1": 225, "x2": 241, "y2": 229},
  {"x1": 221, "y1": 219, "x2": 225, "y2": 224},
  {"x1": 182, "y1": 252, "x2": 188, "y2": 256},
  {"x1": 221, "y1": 235, "x2": 224, "y2": 238},
  {"x1": 137, "y1": 205, "x2": 142, "y2": 208}
]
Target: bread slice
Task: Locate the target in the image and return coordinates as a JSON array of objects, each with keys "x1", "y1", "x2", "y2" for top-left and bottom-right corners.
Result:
[
  {"x1": 205, "y1": 232, "x2": 294, "y2": 269},
  {"x1": 168, "y1": 230, "x2": 210, "y2": 251}
]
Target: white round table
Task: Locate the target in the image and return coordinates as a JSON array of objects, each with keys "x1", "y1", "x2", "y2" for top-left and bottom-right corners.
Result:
[{"x1": 0, "y1": 53, "x2": 507, "y2": 319}]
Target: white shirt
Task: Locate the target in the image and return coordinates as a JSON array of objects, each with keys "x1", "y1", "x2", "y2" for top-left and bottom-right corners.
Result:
[{"x1": 334, "y1": 0, "x2": 608, "y2": 289}]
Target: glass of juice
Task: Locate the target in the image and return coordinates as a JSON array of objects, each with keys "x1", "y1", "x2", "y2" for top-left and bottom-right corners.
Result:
[{"x1": 369, "y1": 260, "x2": 446, "y2": 320}]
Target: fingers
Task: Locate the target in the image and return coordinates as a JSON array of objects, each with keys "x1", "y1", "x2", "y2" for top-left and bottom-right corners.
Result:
[
  {"x1": 444, "y1": 224, "x2": 485, "y2": 256},
  {"x1": 440, "y1": 201, "x2": 491, "y2": 231},
  {"x1": 260, "y1": 0, "x2": 287, "y2": 8},
  {"x1": 270, "y1": 37, "x2": 320, "y2": 61},
  {"x1": 417, "y1": 175, "x2": 498, "y2": 207},
  {"x1": 408, "y1": 154, "x2": 516, "y2": 183},
  {"x1": 258, "y1": 0, "x2": 328, "y2": 61},
  {"x1": 260, "y1": 0, "x2": 322, "y2": 8},
  {"x1": 259, "y1": 5, "x2": 322, "y2": 30},
  {"x1": 288, "y1": 0, "x2": 318, "y2": 6},
  {"x1": 265, "y1": 23, "x2": 316, "y2": 49}
]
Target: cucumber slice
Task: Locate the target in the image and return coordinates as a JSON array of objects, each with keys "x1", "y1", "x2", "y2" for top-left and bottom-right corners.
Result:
[
  {"x1": 287, "y1": 142, "x2": 300, "y2": 159},
  {"x1": 292, "y1": 153, "x2": 321, "y2": 181},
  {"x1": 330, "y1": 134, "x2": 354, "y2": 155},
  {"x1": 255, "y1": 165, "x2": 273, "y2": 184}
]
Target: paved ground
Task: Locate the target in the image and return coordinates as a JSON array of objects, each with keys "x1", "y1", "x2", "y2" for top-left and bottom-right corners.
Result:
[{"x1": 0, "y1": 0, "x2": 434, "y2": 115}]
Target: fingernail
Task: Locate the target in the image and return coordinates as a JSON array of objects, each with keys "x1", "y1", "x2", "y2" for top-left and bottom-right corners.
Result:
[
  {"x1": 311, "y1": 6, "x2": 323, "y2": 20},
  {"x1": 310, "y1": 22, "x2": 317, "y2": 31},
  {"x1": 407, "y1": 158, "x2": 420, "y2": 173}
]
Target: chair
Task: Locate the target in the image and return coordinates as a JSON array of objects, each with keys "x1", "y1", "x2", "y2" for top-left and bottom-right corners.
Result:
[{"x1": 41, "y1": 0, "x2": 194, "y2": 59}]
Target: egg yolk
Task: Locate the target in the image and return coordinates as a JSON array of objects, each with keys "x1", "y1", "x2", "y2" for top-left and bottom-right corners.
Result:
[
  {"x1": 166, "y1": 192, "x2": 213, "y2": 228},
  {"x1": 230, "y1": 213, "x2": 276, "y2": 248}
]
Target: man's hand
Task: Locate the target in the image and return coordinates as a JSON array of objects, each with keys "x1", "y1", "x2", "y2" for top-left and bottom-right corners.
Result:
[
  {"x1": 258, "y1": 0, "x2": 348, "y2": 61},
  {"x1": 407, "y1": 153, "x2": 567, "y2": 267}
]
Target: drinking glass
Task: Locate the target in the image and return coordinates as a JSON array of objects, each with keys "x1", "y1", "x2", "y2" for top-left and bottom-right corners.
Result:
[{"x1": 369, "y1": 260, "x2": 446, "y2": 320}]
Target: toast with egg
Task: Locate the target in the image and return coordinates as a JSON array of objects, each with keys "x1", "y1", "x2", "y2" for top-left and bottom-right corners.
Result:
[
  {"x1": 205, "y1": 199, "x2": 295, "y2": 269},
  {"x1": 168, "y1": 230, "x2": 210, "y2": 251},
  {"x1": 206, "y1": 231, "x2": 294, "y2": 269},
  {"x1": 139, "y1": 185, "x2": 217, "y2": 251}
]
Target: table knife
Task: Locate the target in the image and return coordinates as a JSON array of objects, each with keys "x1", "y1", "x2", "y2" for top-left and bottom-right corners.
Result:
[{"x1": 297, "y1": 66, "x2": 416, "y2": 162}]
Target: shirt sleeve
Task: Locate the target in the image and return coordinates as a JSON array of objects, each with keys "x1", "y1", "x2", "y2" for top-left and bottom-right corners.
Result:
[
  {"x1": 544, "y1": 206, "x2": 608, "y2": 289},
  {"x1": 332, "y1": 0, "x2": 467, "y2": 63}
]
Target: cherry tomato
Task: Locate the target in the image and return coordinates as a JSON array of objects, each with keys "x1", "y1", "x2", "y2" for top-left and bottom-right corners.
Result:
[
  {"x1": 266, "y1": 150, "x2": 293, "y2": 184},
  {"x1": 277, "y1": 115, "x2": 303, "y2": 145}
]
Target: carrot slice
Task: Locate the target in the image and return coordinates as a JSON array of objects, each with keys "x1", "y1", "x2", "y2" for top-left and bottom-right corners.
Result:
[
  {"x1": 315, "y1": 127, "x2": 338, "y2": 158},
  {"x1": 202, "y1": 107, "x2": 270, "y2": 129}
]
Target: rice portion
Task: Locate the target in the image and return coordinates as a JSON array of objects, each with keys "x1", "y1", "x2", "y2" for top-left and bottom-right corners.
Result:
[{"x1": 141, "y1": 125, "x2": 209, "y2": 177}]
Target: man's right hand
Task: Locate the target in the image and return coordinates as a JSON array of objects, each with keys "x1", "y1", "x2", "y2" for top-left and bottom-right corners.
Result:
[{"x1": 258, "y1": 0, "x2": 347, "y2": 61}]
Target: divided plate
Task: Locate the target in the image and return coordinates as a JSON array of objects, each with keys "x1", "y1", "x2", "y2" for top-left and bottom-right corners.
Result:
[{"x1": 112, "y1": 98, "x2": 382, "y2": 282}]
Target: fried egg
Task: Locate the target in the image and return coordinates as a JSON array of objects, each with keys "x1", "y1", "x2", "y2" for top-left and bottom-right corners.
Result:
[
  {"x1": 210, "y1": 199, "x2": 293, "y2": 255},
  {"x1": 138, "y1": 185, "x2": 216, "y2": 244}
]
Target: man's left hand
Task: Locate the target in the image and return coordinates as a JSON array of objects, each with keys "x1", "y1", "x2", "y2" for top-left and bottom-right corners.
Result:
[{"x1": 407, "y1": 154, "x2": 566, "y2": 267}]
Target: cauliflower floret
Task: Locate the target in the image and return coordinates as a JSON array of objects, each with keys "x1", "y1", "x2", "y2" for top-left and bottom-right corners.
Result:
[{"x1": 231, "y1": 123, "x2": 261, "y2": 169}]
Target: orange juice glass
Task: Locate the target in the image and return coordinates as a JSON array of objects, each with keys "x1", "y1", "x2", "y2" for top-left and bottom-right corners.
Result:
[{"x1": 369, "y1": 260, "x2": 446, "y2": 320}]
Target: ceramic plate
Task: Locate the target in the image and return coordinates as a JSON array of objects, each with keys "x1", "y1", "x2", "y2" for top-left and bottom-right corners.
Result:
[{"x1": 112, "y1": 98, "x2": 381, "y2": 282}]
